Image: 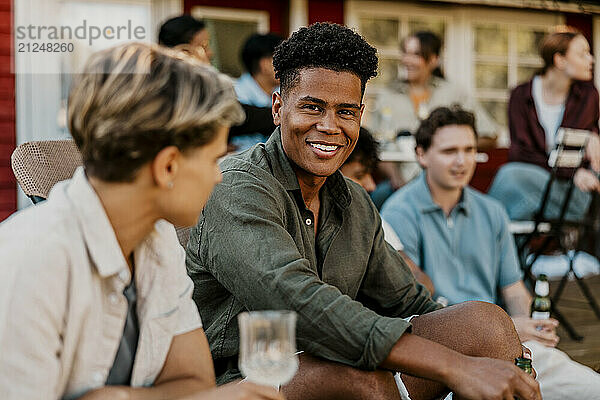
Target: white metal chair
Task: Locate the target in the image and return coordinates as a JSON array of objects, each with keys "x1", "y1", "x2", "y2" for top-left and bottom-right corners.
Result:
[{"x1": 510, "y1": 128, "x2": 600, "y2": 340}]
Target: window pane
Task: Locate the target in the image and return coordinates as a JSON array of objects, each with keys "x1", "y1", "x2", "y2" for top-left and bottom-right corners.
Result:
[
  {"x1": 480, "y1": 99, "x2": 508, "y2": 127},
  {"x1": 517, "y1": 29, "x2": 546, "y2": 57},
  {"x1": 474, "y1": 25, "x2": 508, "y2": 56},
  {"x1": 408, "y1": 18, "x2": 445, "y2": 39},
  {"x1": 517, "y1": 65, "x2": 540, "y2": 84},
  {"x1": 371, "y1": 58, "x2": 399, "y2": 86},
  {"x1": 475, "y1": 63, "x2": 508, "y2": 89},
  {"x1": 360, "y1": 18, "x2": 399, "y2": 47},
  {"x1": 206, "y1": 19, "x2": 259, "y2": 77}
]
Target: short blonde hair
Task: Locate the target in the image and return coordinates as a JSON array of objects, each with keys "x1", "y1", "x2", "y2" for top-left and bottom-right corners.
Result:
[{"x1": 68, "y1": 42, "x2": 244, "y2": 182}]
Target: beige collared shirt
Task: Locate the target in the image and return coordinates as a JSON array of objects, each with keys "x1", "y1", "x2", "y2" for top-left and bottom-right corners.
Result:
[
  {"x1": 0, "y1": 167, "x2": 202, "y2": 399},
  {"x1": 363, "y1": 76, "x2": 497, "y2": 138}
]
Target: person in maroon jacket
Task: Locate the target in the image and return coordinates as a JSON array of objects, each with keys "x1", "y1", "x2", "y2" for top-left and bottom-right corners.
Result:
[{"x1": 489, "y1": 27, "x2": 600, "y2": 221}]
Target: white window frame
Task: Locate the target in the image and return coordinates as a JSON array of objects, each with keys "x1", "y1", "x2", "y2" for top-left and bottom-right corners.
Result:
[
  {"x1": 190, "y1": 6, "x2": 269, "y2": 34},
  {"x1": 345, "y1": 1, "x2": 455, "y2": 89},
  {"x1": 346, "y1": 1, "x2": 564, "y2": 145},
  {"x1": 14, "y1": 0, "x2": 181, "y2": 208}
]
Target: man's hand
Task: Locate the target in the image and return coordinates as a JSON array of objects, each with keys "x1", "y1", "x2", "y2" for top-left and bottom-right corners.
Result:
[
  {"x1": 185, "y1": 381, "x2": 285, "y2": 400},
  {"x1": 446, "y1": 355, "x2": 541, "y2": 400},
  {"x1": 512, "y1": 316, "x2": 560, "y2": 347},
  {"x1": 574, "y1": 168, "x2": 600, "y2": 193},
  {"x1": 585, "y1": 134, "x2": 600, "y2": 172}
]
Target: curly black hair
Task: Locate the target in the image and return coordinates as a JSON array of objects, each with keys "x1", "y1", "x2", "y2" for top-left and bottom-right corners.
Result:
[
  {"x1": 273, "y1": 22, "x2": 378, "y2": 97},
  {"x1": 415, "y1": 106, "x2": 478, "y2": 151},
  {"x1": 345, "y1": 127, "x2": 380, "y2": 173}
]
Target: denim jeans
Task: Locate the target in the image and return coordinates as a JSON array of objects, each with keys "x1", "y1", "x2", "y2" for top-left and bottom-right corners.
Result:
[{"x1": 488, "y1": 162, "x2": 591, "y2": 221}]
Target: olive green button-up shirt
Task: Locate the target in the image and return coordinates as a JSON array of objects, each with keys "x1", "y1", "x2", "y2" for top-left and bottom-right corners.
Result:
[{"x1": 186, "y1": 128, "x2": 440, "y2": 383}]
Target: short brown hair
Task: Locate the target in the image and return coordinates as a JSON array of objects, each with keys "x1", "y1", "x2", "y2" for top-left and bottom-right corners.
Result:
[
  {"x1": 68, "y1": 42, "x2": 244, "y2": 182},
  {"x1": 539, "y1": 27, "x2": 582, "y2": 74},
  {"x1": 415, "y1": 106, "x2": 477, "y2": 151}
]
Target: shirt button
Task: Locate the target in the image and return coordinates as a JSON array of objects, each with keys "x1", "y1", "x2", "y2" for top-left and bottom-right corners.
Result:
[
  {"x1": 108, "y1": 293, "x2": 119, "y2": 305},
  {"x1": 119, "y1": 270, "x2": 129, "y2": 282},
  {"x1": 93, "y1": 372, "x2": 103, "y2": 383},
  {"x1": 305, "y1": 218, "x2": 312, "y2": 226}
]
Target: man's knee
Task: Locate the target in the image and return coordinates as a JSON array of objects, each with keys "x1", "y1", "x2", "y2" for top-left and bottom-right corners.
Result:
[
  {"x1": 453, "y1": 301, "x2": 522, "y2": 360},
  {"x1": 411, "y1": 301, "x2": 522, "y2": 361}
]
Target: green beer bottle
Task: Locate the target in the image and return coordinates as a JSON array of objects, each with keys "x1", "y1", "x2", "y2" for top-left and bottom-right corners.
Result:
[
  {"x1": 531, "y1": 274, "x2": 551, "y2": 325},
  {"x1": 515, "y1": 357, "x2": 533, "y2": 375}
]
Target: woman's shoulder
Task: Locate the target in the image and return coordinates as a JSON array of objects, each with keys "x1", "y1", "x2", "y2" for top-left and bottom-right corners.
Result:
[{"x1": 511, "y1": 80, "x2": 533, "y2": 97}]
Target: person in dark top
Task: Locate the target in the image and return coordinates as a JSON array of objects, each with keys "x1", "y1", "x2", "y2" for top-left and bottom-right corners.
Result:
[
  {"x1": 489, "y1": 27, "x2": 600, "y2": 221},
  {"x1": 186, "y1": 22, "x2": 541, "y2": 400},
  {"x1": 158, "y1": 15, "x2": 276, "y2": 145}
]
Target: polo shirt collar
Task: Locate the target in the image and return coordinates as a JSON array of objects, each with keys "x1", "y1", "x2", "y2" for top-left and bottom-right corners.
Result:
[
  {"x1": 264, "y1": 127, "x2": 351, "y2": 210},
  {"x1": 63, "y1": 167, "x2": 130, "y2": 278},
  {"x1": 414, "y1": 171, "x2": 470, "y2": 215}
]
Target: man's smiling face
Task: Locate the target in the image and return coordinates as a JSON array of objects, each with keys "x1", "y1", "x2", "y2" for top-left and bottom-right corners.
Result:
[{"x1": 273, "y1": 67, "x2": 364, "y2": 179}]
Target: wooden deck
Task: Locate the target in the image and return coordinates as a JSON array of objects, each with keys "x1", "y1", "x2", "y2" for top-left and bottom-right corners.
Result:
[{"x1": 551, "y1": 274, "x2": 600, "y2": 371}]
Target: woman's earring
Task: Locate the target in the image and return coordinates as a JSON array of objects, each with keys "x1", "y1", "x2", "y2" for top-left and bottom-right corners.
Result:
[{"x1": 167, "y1": 181, "x2": 174, "y2": 189}]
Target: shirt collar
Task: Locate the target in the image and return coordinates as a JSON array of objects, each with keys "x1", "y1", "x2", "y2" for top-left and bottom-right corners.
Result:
[
  {"x1": 264, "y1": 128, "x2": 351, "y2": 210},
  {"x1": 391, "y1": 75, "x2": 444, "y2": 94},
  {"x1": 61, "y1": 167, "x2": 130, "y2": 278},
  {"x1": 414, "y1": 172, "x2": 470, "y2": 215}
]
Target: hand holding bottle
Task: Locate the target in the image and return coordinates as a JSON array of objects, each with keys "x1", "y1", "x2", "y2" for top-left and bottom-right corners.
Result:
[
  {"x1": 445, "y1": 355, "x2": 541, "y2": 400},
  {"x1": 512, "y1": 316, "x2": 560, "y2": 347}
]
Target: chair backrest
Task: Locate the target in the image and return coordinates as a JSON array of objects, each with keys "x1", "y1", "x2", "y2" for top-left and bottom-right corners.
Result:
[
  {"x1": 11, "y1": 140, "x2": 194, "y2": 248},
  {"x1": 548, "y1": 128, "x2": 590, "y2": 169},
  {"x1": 11, "y1": 139, "x2": 83, "y2": 201}
]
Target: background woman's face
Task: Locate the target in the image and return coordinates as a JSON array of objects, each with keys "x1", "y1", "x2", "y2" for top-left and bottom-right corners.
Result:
[
  {"x1": 563, "y1": 35, "x2": 594, "y2": 81},
  {"x1": 401, "y1": 37, "x2": 438, "y2": 83}
]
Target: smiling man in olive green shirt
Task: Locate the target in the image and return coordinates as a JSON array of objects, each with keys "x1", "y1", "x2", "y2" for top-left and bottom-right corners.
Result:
[{"x1": 186, "y1": 22, "x2": 541, "y2": 400}]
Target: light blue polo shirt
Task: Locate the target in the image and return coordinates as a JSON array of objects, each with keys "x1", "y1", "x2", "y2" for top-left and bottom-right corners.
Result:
[
  {"x1": 381, "y1": 172, "x2": 522, "y2": 305},
  {"x1": 234, "y1": 72, "x2": 275, "y2": 107}
]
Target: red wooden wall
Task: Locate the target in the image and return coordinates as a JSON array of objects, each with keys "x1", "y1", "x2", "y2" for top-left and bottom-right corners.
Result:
[
  {"x1": 308, "y1": 0, "x2": 344, "y2": 25},
  {"x1": 0, "y1": 0, "x2": 15, "y2": 221},
  {"x1": 184, "y1": 0, "x2": 289, "y2": 35}
]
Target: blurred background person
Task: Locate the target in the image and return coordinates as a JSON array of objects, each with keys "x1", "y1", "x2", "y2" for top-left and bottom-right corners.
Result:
[
  {"x1": 382, "y1": 106, "x2": 600, "y2": 399},
  {"x1": 489, "y1": 27, "x2": 600, "y2": 222},
  {"x1": 159, "y1": 15, "x2": 212, "y2": 63},
  {"x1": 0, "y1": 43, "x2": 281, "y2": 400},
  {"x1": 232, "y1": 33, "x2": 283, "y2": 150},
  {"x1": 158, "y1": 15, "x2": 276, "y2": 152},
  {"x1": 340, "y1": 127, "x2": 435, "y2": 295},
  {"x1": 364, "y1": 30, "x2": 498, "y2": 208}
]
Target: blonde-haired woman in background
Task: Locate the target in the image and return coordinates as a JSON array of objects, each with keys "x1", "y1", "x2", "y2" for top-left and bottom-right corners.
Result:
[{"x1": 0, "y1": 43, "x2": 282, "y2": 400}]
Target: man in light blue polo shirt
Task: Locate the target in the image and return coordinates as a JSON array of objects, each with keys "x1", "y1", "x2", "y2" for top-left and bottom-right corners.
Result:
[{"x1": 381, "y1": 106, "x2": 600, "y2": 400}]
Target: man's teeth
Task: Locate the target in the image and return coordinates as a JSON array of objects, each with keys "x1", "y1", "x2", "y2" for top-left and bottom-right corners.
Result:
[{"x1": 310, "y1": 143, "x2": 338, "y2": 152}]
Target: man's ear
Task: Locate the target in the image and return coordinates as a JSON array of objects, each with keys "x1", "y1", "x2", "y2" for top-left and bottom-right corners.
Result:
[
  {"x1": 151, "y1": 146, "x2": 180, "y2": 189},
  {"x1": 428, "y1": 54, "x2": 440, "y2": 71},
  {"x1": 272, "y1": 92, "x2": 283, "y2": 126},
  {"x1": 259, "y1": 57, "x2": 272, "y2": 75},
  {"x1": 415, "y1": 146, "x2": 427, "y2": 169}
]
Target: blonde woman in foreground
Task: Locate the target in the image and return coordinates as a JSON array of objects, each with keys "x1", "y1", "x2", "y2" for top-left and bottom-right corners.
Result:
[{"x1": 0, "y1": 43, "x2": 283, "y2": 400}]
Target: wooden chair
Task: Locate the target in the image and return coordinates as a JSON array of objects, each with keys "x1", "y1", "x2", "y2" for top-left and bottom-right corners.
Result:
[{"x1": 11, "y1": 139, "x2": 193, "y2": 248}]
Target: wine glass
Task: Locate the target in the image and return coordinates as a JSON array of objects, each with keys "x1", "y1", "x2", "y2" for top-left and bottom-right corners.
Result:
[{"x1": 238, "y1": 310, "x2": 298, "y2": 388}]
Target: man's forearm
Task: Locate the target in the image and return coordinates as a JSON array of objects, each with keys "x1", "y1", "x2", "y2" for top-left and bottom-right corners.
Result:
[
  {"x1": 380, "y1": 332, "x2": 456, "y2": 383},
  {"x1": 501, "y1": 281, "x2": 532, "y2": 317}
]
